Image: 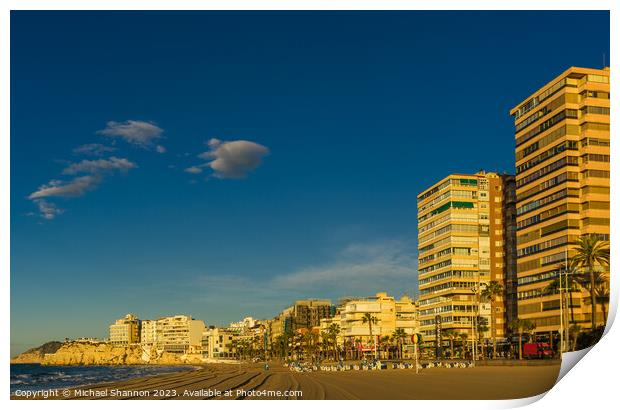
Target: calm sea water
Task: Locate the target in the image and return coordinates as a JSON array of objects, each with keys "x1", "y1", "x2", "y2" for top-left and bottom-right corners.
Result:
[{"x1": 10, "y1": 363, "x2": 193, "y2": 394}]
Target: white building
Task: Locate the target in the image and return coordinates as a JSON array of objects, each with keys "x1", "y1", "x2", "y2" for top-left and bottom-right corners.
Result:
[
  {"x1": 140, "y1": 320, "x2": 158, "y2": 347},
  {"x1": 156, "y1": 315, "x2": 205, "y2": 353}
]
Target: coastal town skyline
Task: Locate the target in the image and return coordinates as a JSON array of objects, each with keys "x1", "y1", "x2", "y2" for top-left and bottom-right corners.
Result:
[{"x1": 10, "y1": 11, "x2": 610, "y2": 356}]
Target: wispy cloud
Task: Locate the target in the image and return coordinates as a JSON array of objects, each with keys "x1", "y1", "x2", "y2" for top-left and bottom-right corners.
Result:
[
  {"x1": 97, "y1": 120, "x2": 163, "y2": 148},
  {"x1": 192, "y1": 138, "x2": 269, "y2": 179},
  {"x1": 271, "y1": 240, "x2": 417, "y2": 295},
  {"x1": 28, "y1": 175, "x2": 104, "y2": 199},
  {"x1": 72, "y1": 143, "x2": 117, "y2": 157},
  {"x1": 29, "y1": 156, "x2": 138, "y2": 219},
  {"x1": 156, "y1": 145, "x2": 167, "y2": 154},
  {"x1": 33, "y1": 199, "x2": 64, "y2": 220},
  {"x1": 184, "y1": 166, "x2": 203, "y2": 174},
  {"x1": 62, "y1": 157, "x2": 137, "y2": 175},
  {"x1": 187, "y1": 239, "x2": 418, "y2": 317}
]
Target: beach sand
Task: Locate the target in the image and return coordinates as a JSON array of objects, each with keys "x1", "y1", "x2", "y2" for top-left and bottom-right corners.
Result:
[{"x1": 32, "y1": 361, "x2": 562, "y2": 400}]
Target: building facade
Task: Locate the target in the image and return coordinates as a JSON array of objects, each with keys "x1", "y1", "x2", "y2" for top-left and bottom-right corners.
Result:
[
  {"x1": 336, "y1": 292, "x2": 419, "y2": 343},
  {"x1": 140, "y1": 320, "x2": 158, "y2": 347},
  {"x1": 417, "y1": 172, "x2": 516, "y2": 347},
  {"x1": 109, "y1": 314, "x2": 141, "y2": 346},
  {"x1": 292, "y1": 299, "x2": 334, "y2": 331},
  {"x1": 156, "y1": 315, "x2": 205, "y2": 353},
  {"x1": 277, "y1": 300, "x2": 334, "y2": 332},
  {"x1": 202, "y1": 327, "x2": 236, "y2": 359},
  {"x1": 510, "y1": 66, "x2": 610, "y2": 335}
]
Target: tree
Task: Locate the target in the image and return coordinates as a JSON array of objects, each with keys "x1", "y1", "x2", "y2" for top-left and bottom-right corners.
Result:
[
  {"x1": 480, "y1": 281, "x2": 504, "y2": 359},
  {"x1": 361, "y1": 313, "x2": 379, "y2": 358},
  {"x1": 544, "y1": 263, "x2": 582, "y2": 325},
  {"x1": 459, "y1": 333, "x2": 469, "y2": 358},
  {"x1": 509, "y1": 319, "x2": 535, "y2": 360},
  {"x1": 476, "y1": 317, "x2": 490, "y2": 359},
  {"x1": 595, "y1": 274, "x2": 610, "y2": 325},
  {"x1": 443, "y1": 330, "x2": 459, "y2": 359},
  {"x1": 569, "y1": 235, "x2": 610, "y2": 330},
  {"x1": 568, "y1": 324, "x2": 581, "y2": 351},
  {"x1": 327, "y1": 323, "x2": 341, "y2": 361},
  {"x1": 392, "y1": 328, "x2": 407, "y2": 359}
]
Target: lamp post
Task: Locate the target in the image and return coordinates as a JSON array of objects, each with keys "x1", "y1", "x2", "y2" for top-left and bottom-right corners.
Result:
[
  {"x1": 471, "y1": 285, "x2": 478, "y2": 367},
  {"x1": 559, "y1": 250, "x2": 570, "y2": 354}
]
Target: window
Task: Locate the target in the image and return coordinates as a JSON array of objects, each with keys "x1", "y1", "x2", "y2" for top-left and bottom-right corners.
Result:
[
  {"x1": 587, "y1": 74, "x2": 609, "y2": 83},
  {"x1": 581, "y1": 106, "x2": 610, "y2": 116}
]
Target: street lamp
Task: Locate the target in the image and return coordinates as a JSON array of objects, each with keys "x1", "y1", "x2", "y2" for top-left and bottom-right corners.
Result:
[
  {"x1": 559, "y1": 250, "x2": 570, "y2": 354},
  {"x1": 471, "y1": 285, "x2": 478, "y2": 367}
]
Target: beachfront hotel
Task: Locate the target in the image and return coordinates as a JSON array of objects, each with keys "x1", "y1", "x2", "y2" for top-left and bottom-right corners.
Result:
[
  {"x1": 156, "y1": 315, "x2": 206, "y2": 353},
  {"x1": 321, "y1": 292, "x2": 419, "y2": 356},
  {"x1": 510, "y1": 67, "x2": 610, "y2": 336},
  {"x1": 140, "y1": 319, "x2": 158, "y2": 347},
  {"x1": 109, "y1": 314, "x2": 206, "y2": 353},
  {"x1": 109, "y1": 314, "x2": 141, "y2": 346},
  {"x1": 416, "y1": 172, "x2": 517, "y2": 348},
  {"x1": 202, "y1": 327, "x2": 237, "y2": 359}
]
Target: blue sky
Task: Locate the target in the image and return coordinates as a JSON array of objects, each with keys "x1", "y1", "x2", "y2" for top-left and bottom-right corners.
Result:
[{"x1": 10, "y1": 11, "x2": 609, "y2": 354}]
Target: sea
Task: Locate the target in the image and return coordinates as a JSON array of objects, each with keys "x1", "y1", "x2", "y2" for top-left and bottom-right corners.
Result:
[{"x1": 10, "y1": 363, "x2": 193, "y2": 394}]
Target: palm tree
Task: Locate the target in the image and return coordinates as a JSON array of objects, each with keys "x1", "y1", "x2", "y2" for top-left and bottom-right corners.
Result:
[
  {"x1": 443, "y1": 330, "x2": 459, "y2": 359},
  {"x1": 476, "y1": 317, "x2": 490, "y2": 359},
  {"x1": 480, "y1": 281, "x2": 504, "y2": 359},
  {"x1": 544, "y1": 264, "x2": 582, "y2": 324},
  {"x1": 568, "y1": 324, "x2": 581, "y2": 351},
  {"x1": 361, "y1": 313, "x2": 378, "y2": 358},
  {"x1": 354, "y1": 338, "x2": 362, "y2": 360},
  {"x1": 459, "y1": 333, "x2": 469, "y2": 358},
  {"x1": 327, "y1": 323, "x2": 341, "y2": 361},
  {"x1": 380, "y1": 336, "x2": 390, "y2": 359},
  {"x1": 319, "y1": 331, "x2": 330, "y2": 360},
  {"x1": 594, "y1": 271, "x2": 610, "y2": 325},
  {"x1": 392, "y1": 328, "x2": 407, "y2": 359},
  {"x1": 509, "y1": 318, "x2": 535, "y2": 360},
  {"x1": 569, "y1": 235, "x2": 610, "y2": 330}
]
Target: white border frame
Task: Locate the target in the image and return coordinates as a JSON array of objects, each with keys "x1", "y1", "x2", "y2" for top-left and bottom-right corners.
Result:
[{"x1": 2, "y1": 1, "x2": 617, "y2": 409}]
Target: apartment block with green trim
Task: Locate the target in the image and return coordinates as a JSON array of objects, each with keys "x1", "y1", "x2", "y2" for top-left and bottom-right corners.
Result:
[{"x1": 417, "y1": 172, "x2": 516, "y2": 348}]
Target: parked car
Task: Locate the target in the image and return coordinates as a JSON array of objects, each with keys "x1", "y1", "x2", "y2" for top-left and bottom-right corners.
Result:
[{"x1": 523, "y1": 342, "x2": 553, "y2": 359}]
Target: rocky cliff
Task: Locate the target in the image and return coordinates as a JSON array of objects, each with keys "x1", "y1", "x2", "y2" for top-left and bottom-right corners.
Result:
[
  {"x1": 11, "y1": 341, "x2": 63, "y2": 364},
  {"x1": 39, "y1": 341, "x2": 204, "y2": 366}
]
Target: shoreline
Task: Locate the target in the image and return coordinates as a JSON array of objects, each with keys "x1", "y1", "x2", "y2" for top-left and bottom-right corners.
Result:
[{"x1": 11, "y1": 363, "x2": 199, "y2": 397}]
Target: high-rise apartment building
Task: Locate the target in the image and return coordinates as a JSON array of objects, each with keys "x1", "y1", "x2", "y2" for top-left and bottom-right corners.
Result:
[
  {"x1": 510, "y1": 67, "x2": 610, "y2": 335},
  {"x1": 417, "y1": 172, "x2": 516, "y2": 348}
]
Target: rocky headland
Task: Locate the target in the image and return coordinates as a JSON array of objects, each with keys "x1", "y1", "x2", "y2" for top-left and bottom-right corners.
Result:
[{"x1": 11, "y1": 341, "x2": 205, "y2": 366}]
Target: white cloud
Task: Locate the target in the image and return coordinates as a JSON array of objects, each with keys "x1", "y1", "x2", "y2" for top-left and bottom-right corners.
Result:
[
  {"x1": 156, "y1": 145, "x2": 167, "y2": 154},
  {"x1": 97, "y1": 120, "x2": 163, "y2": 147},
  {"x1": 33, "y1": 199, "x2": 64, "y2": 220},
  {"x1": 62, "y1": 157, "x2": 137, "y2": 175},
  {"x1": 198, "y1": 138, "x2": 269, "y2": 179},
  {"x1": 28, "y1": 175, "x2": 103, "y2": 199},
  {"x1": 184, "y1": 166, "x2": 203, "y2": 174},
  {"x1": 72, "y1": 143, "x2": 116, "y2": 156}
]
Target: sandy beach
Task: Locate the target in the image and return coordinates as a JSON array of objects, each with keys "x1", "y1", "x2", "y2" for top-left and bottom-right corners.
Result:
[{"x1": 24, "y1": 362, "x2": 562, "y2": 400}]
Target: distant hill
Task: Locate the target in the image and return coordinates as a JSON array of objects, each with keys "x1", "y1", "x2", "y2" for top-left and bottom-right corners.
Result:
[{"x1": 11, "y1": 341, "x2": 63, "y2": 364}]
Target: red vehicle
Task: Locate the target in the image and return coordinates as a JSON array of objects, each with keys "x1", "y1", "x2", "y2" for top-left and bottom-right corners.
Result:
[{"x1": 523, "y1": 342, "x2": 553, "y2": 359}]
